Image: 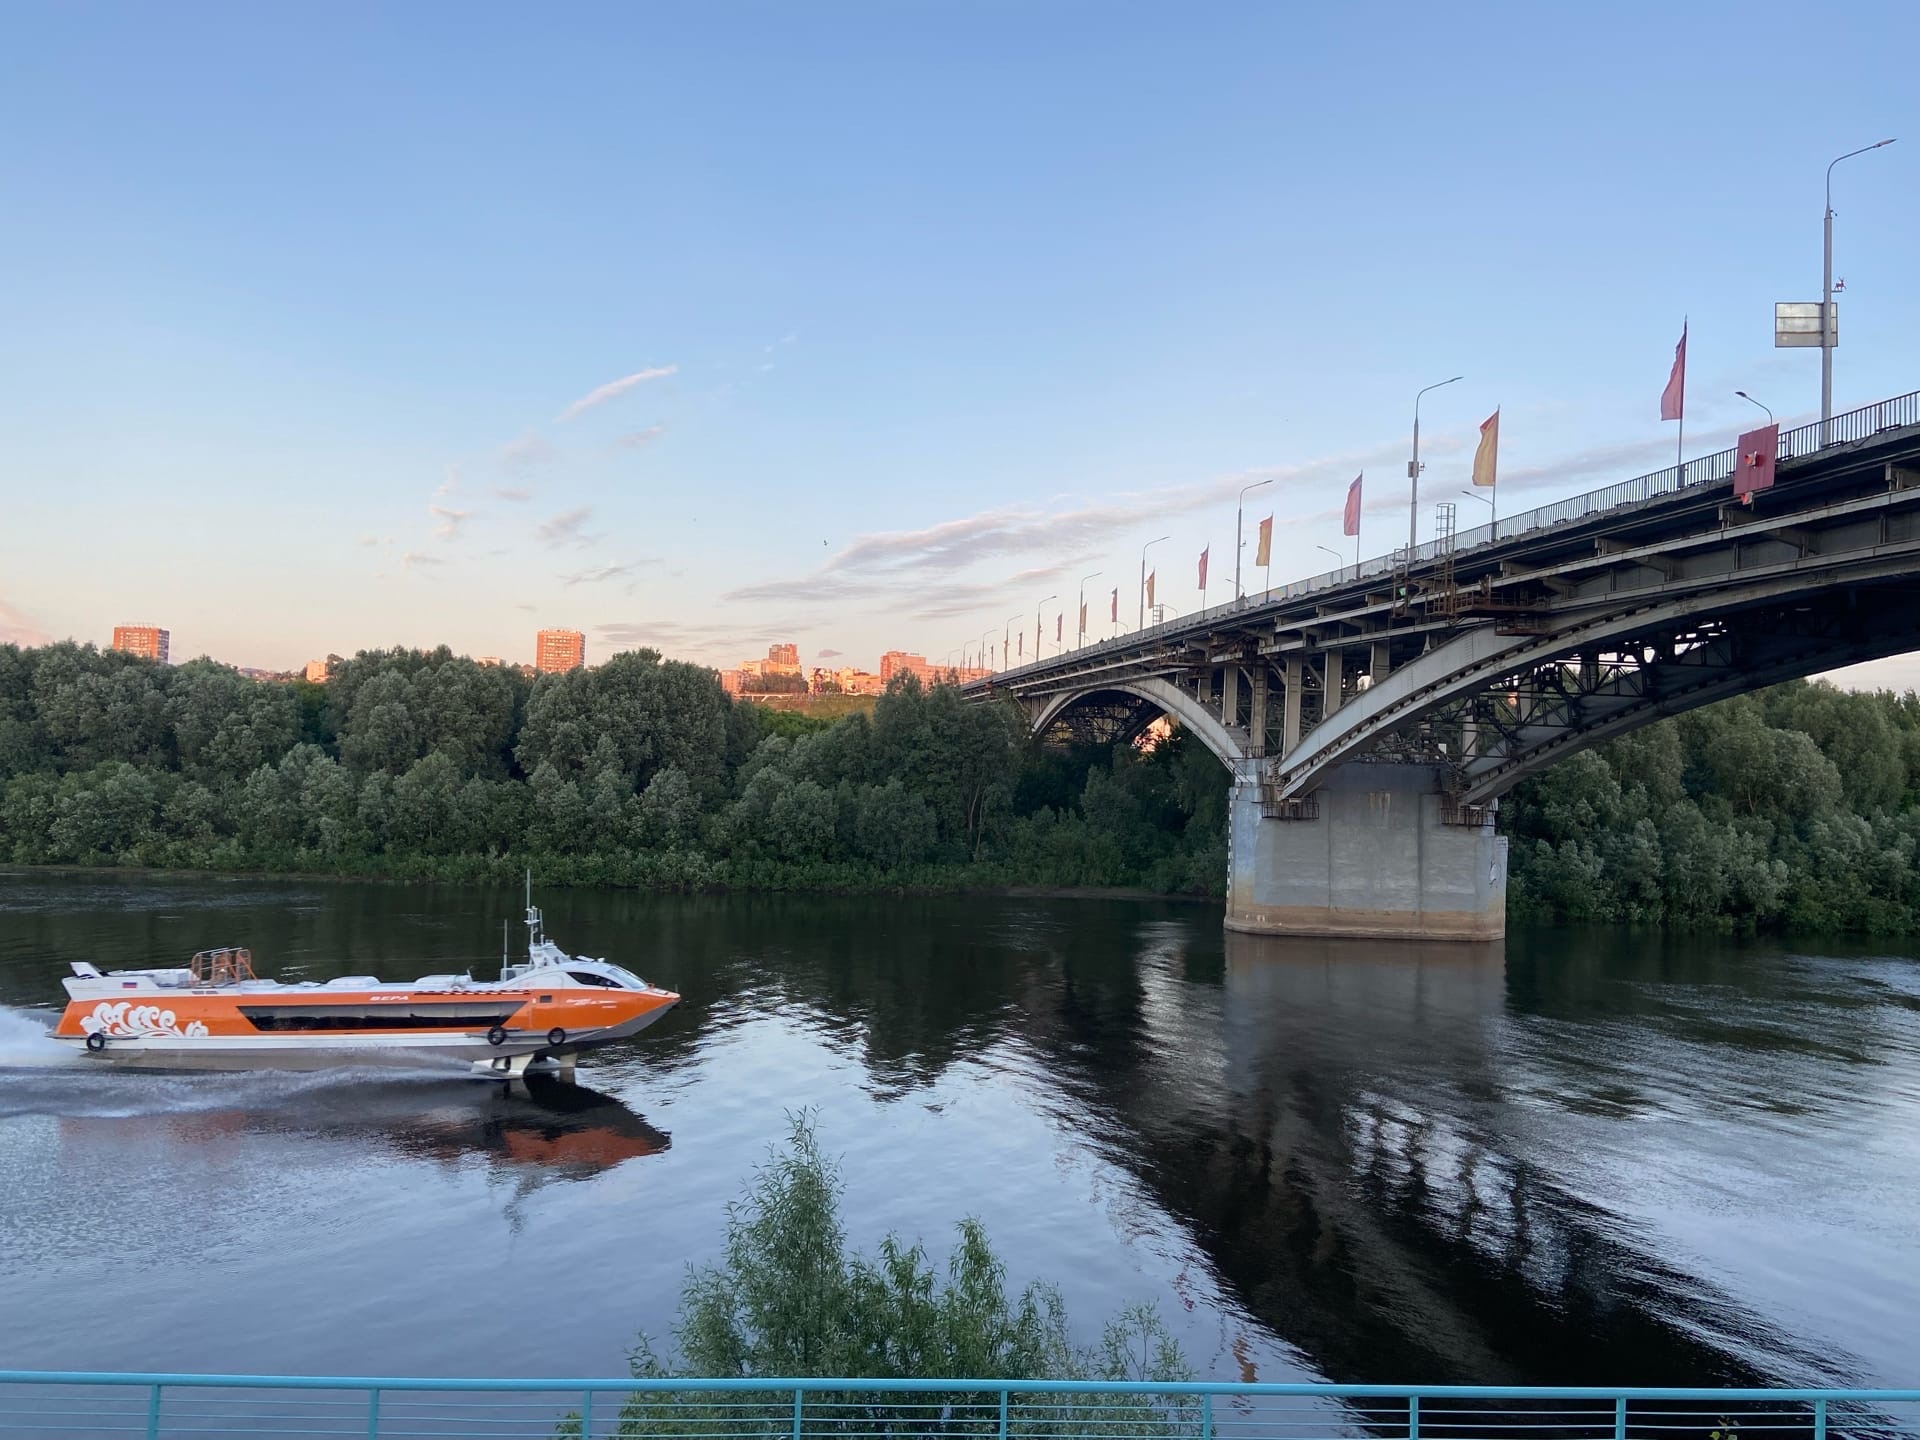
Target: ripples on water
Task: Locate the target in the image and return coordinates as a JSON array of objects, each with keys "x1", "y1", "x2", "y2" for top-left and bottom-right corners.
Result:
[{"x1": 1, "y1": 873, "x2": 1917, "y2": 1388}]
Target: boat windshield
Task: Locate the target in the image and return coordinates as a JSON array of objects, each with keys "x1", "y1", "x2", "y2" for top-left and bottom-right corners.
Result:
[{"x1": 599, "y1": 965, "x2": 647, "y2": 990}]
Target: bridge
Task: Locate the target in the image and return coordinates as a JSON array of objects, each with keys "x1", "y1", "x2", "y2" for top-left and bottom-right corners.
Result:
[{"x1": 966, "y1": 391, "x2": 1920, "y2": 940}]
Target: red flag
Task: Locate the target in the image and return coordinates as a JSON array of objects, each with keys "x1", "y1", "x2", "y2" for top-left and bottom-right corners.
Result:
[
  {"x1": 1660, "y1": 321, "x2": 1687, "y2": 421},
  {"x1": 1342, "y1": 474, "x2": 1363, "y2": 537},
  {"x1": 1055, "y1": 612, "x2": 1062, "y2": 642},
  {"x1": 1198, "y1": 546, "x2": 1210, "y2": 590},
  {"x1": 1109, "y1": 587, "x2": 1118, "y2": 623},
  {"x1": 1147, "y1": 571, "x2": 1156, "y2": 609}
]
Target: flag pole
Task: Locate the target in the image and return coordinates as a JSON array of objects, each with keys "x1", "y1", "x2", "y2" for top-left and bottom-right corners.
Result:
[{"x1": 1676, "y1": 315, "x2": 1686, "y2": 482}]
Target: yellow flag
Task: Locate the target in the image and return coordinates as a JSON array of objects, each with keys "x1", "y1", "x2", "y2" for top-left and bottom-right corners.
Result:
[
  {"x1": 1472, "y1": 409, "x2": 1499, "y2": 487},
  {"x1": 1255, "y1": 515, "x2": 1273, "y2": 567}
]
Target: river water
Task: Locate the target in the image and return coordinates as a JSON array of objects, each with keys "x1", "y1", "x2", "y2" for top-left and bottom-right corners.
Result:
[{"x1": 1, "y1": 872, "x2": 1916, "y2": 1386}]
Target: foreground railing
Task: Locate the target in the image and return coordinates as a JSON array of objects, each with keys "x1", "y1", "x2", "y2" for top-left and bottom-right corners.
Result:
[{"x1": 2, "y1": 1373, "x2": 1918, "y2": 1440}]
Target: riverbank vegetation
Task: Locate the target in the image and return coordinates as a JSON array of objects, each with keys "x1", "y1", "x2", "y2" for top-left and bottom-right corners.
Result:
[
  {"x1": 590, "y1": 1114, "x2": 1187, "y2": 1433},
  {"x1": 0, "y1": 643, "x2": 1226, "y2": 897},
  {"x1": 6, "y1": 641, "x2": 1920, "y2": 932}
]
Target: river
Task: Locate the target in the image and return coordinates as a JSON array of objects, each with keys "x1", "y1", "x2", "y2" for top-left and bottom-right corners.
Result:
[{"x1": 1, "y1": 871, "x2": 1916, "y2": 1386}]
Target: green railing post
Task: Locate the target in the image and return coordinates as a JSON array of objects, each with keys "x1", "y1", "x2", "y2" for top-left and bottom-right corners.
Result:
[
  {"x1": 1814, "y1": 1398, "x2": 1827, "y2": 1440},
  {"x1": 1202, "y1": 1391, "x2": 1214, "y2": 1440},
  {"x1": 367, "y1": 1387, "x2": 380, "y2": 1439},
  {"x1": 145, "y1": 1384, "x2": 161, "y2": 1440},
  {"x1": 792, "y1": 1386, "x2": 804, "y2": 1440},
  {"x1": 999, "y1": 1388, "x2": 1009, "y2": 1440},
  {"x1": 1408, "y1": 1394, "x2": 1419, "y2": 1440},
  {"x1": 1615, "y1": 1396, "x2": 1626, "y2": 1440},
  {"x1": 582, "y1": 1389, "x2": 594, "y2": 1440}
]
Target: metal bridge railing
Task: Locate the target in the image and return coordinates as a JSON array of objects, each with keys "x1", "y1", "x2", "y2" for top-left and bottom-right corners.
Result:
[
  {"x1": 2, "y1": 1372, "x2": 1920, "y2": 1440},
  {"x1": 991, "y1": 388, "x2": 1920, "y2": 676}
]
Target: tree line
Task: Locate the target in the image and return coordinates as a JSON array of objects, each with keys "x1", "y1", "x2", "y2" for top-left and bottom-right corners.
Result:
[
  {"x1": 0, "y1": 643, "x2": 1226, "y2": 896},
  {"x1": 6, "y1": 640, "x2": 1920, "y2": 932}
]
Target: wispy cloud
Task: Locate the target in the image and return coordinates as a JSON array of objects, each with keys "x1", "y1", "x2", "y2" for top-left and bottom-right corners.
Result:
[
  {"x1": 595, "y1": 618, "x2": 793, "y2": 659},
  {"x1": 0, "y1": 598, "x2": 49, "y2": 647},
  {"x1": 537, "y1": 506, "x2": 597, "y2": 548},
  {"x1": 816, "y1": 648, "x2": 843, "y2": 659},
  {"x1": 561, "y1": 559, "x2": 659, "y2": 587},
  {"x1": 358, "y1": 534, "x2": 392, "y2": 548},
  {"x1": 430, "y1": 505, "x2": 472, "y2": 540},
  {"x1": 721, "y1": 442, "x2": 1396, "y2": 609},
  {"x1": 555, "y1": 366, "x2": 677, "y2": 423},
  {"x1": 491, "y1": 485, "x2": 533, "y2": 503},
  {"x1": 401, "y1": 551, "x2": 444, "y2": 572},
  {"x1": 435, "y1": 464, "x2": 462, "y2": 498},
  {"x1": 615, "y1": 425, "x2": 665, "y2": 450},
  {"x1": 502, "y1": 430, "x2": 555, "y2": 472}
]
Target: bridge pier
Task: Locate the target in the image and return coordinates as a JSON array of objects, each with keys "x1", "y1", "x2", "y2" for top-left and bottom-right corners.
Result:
[{"x1": 1227, "y1": 762, "x2": 1507, "y2": 940}]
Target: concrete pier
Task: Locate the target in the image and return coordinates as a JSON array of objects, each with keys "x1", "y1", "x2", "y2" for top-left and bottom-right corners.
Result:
[{"x1": 1226, "y1": 761, "x2": 1507, "y2": 940}]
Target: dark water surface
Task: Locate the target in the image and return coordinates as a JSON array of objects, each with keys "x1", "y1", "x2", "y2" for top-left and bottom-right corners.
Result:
[{"x1": 2, "y1": 872, "x2": 1917, "y2": 1386}]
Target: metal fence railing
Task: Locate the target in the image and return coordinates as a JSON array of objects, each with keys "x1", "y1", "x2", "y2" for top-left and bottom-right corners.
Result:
[
  {"x1": 2, "y1": 1372, "x2": 1919, "y2": 1440},
  {"x1": 982, "y1": 388, "x2": 1920, "y2": 681}
]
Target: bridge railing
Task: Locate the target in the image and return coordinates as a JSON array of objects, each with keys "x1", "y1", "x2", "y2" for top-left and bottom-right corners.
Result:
[
  {"x1": 992, "y1": 389, "x2": 1920, "y2": 673},
  {"x1": 3, "y1": 1372, "x2": 1920, "y2": 1440}
]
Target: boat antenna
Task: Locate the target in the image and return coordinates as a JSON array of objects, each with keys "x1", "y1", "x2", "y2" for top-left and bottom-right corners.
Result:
[
  {"x1": 524, "y1": 868, "x2": 542, "y2": 949},
  {"x1": 501, "y1": 918, "x2": 508, "y2": 972}
]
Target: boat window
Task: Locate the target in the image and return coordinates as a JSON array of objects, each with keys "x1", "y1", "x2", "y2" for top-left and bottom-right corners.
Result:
[{"x1": 566, "y1": 970, "x2": 620, "y2": 988}]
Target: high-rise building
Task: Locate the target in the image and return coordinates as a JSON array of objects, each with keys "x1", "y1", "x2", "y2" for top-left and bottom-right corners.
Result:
[
  {"x1": 535, "y1": 629, "x2": 586, "y2": 673},
  {"x1": 110, "y1": 625, "x2": 170, "y2": 663},
  {"x1": 766, "y1": 643, "x2": 801, "y2": 674}
]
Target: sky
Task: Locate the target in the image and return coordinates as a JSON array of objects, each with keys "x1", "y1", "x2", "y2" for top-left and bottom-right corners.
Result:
[{"x1": 2, "y1": 2, "x2": 1917, "y2": 685}]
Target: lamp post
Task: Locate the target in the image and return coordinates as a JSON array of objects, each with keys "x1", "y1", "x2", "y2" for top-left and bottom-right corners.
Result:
[
  {"x1": 1003, "y1": 612, "x2": 1024, "y2": 669},
  {"x1": 1139, "y1": 535, "x2": 1169, "y2": 630},
  {"x1": 1035, "y1": 593, "x2": 1057, "y2": 660},
  {"x1": 1235, "y1": 478, "x2": 1274, "y2": 604},
  {"x1": 1410, "y1": 376, "x2": 1463, "y2": 555},
  {"x1": 1458, "y1": 488, "x2": 1494, "y2": 541},
  {"x1": 1823, "y1": 139, "x2": 1895, "y2": 433},
  {"x1": 1076, "y1": 571, "x2": 1102, "y2": 648},
  {"x1": 980, "y1": 629, "x2": 994, "y2": 675},
  {"x1": 1314, "y1": 543, "x2": 1344, "y2": 580},
  {"x1": 1735, "y1": 390, "x2": 1774, "y2": 424}
]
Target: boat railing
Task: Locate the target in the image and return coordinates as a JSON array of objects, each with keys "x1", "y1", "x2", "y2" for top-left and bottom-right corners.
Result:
[{"x1": 189, "y1": 947, "x2": 256, "y2": 987}]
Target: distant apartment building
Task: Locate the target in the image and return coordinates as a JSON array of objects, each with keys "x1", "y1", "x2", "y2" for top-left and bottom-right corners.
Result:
[
  {"x1": 765, "y1": 643, "x2": 802, "y2": 675},
  {"x1": 535, "y1": 629, "x2": 586, "y2": 673},
  {"x1": 110, "y1": 625, "x2": 169, "y2": 663},
  {"x1": 878, "y1": 650, "x2": 987, "y2": 687},
  {"x1": 303, "y1": 655, "x2": 342, "y2": 684}
]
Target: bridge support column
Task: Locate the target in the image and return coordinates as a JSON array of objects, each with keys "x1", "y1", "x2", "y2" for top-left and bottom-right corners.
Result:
[{"x1": 1227, "y1": 762, "x2": 1507, "y2": 940}]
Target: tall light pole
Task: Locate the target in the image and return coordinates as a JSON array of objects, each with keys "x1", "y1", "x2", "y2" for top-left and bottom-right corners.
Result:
[
  {"x1": 1458, "y1": 487, "x2": 1494, "y2": 541},
  {"x1": 1823, "y1": 139, "x2": 1895, "y2": 431},
  {"x1": 1076, "y1": 571, "x2": 1102, "y2": 648},
  {"x1": 1314, "y1": 543, "x2": 1343, "y2": 580},
  {"x1": 1235, "y1": 477, "x2": 1274, "y2": 604},
  {"x1": 1139, "y1": 535, "x2": 1169, "y2": 630},
  {"x1": 1003, "y1": 612, "x2": 1023, "y2": 669},
  {"x1": 980, "y1": 629, "x2": 994, "y2": 674},
  {"x1": 1735, "y1": 390, "x2": 1774, "y2": 424},
  {"x1": 1409, "y1": 376, "x2": 1463, "y2": 555},
  {"x1": 1035, "y1": 593, "x2": 1057, "y2": 659}
]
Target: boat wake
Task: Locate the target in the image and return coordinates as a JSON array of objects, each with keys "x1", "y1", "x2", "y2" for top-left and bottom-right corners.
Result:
[
  {"x1": 0, "y1": 1007, "x2": 479, "y2": 1119},
  {"x1": 0, "y1": 1006, "x2": 75, "y2": 1069}
]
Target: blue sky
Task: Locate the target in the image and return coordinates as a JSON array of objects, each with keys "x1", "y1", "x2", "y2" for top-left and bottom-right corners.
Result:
[{"x1": 3, "y1": 2, "x2": 1915, "y2": 682}]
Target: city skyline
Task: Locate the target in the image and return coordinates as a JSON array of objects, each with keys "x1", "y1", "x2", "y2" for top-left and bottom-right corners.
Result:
[{"x1": 3, "y1": 5, "x2": 1916, "y2": 688}]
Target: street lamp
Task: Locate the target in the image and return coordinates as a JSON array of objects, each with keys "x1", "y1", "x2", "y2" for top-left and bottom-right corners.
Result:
[
  {"x1": 1139, "y1": 535, "x2": 1170, "y2": 630},
  {"x1": 980, "y1": 629, "x2": 994, "y2": 674},
  {"x1": 1735, "y1": 391, "x2": 1775, "y2": 424},
  {"x1": 1314, "y1": 543, "x2": 1344, "y2": 579},
  {"x1": 1035, "y1": 593, "x2": 1058, "y2": 660},
  {"x1": 1823, "y1": 139, "x2": 1895, "y2": 430},
  {"x1": 1076, "y1": 571, "x2": 1102, "y2": 648},
  {"x1": 1458, "y1": 487, "x2": 1495, "y2": 540},
  {"x1": 1410, "y1": 377, "x2": 1463, "y2": 555},
  {"x1": 1235, "y1": 477, "x2": 1274, "y2": 603},
  {"x1": 1003, "y1": 612, "x2": 1023, "y2": 670}
]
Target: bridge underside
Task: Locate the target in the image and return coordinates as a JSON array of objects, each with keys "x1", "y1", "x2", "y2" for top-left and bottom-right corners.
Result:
[{"x1": 976, "y1": 398, "x2": 1920, "y2": 940}]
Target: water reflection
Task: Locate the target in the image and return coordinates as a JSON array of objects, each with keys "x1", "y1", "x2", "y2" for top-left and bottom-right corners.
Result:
[{"x1": 3, "y1": 875, "x2": 1916, "y2": 1387}]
